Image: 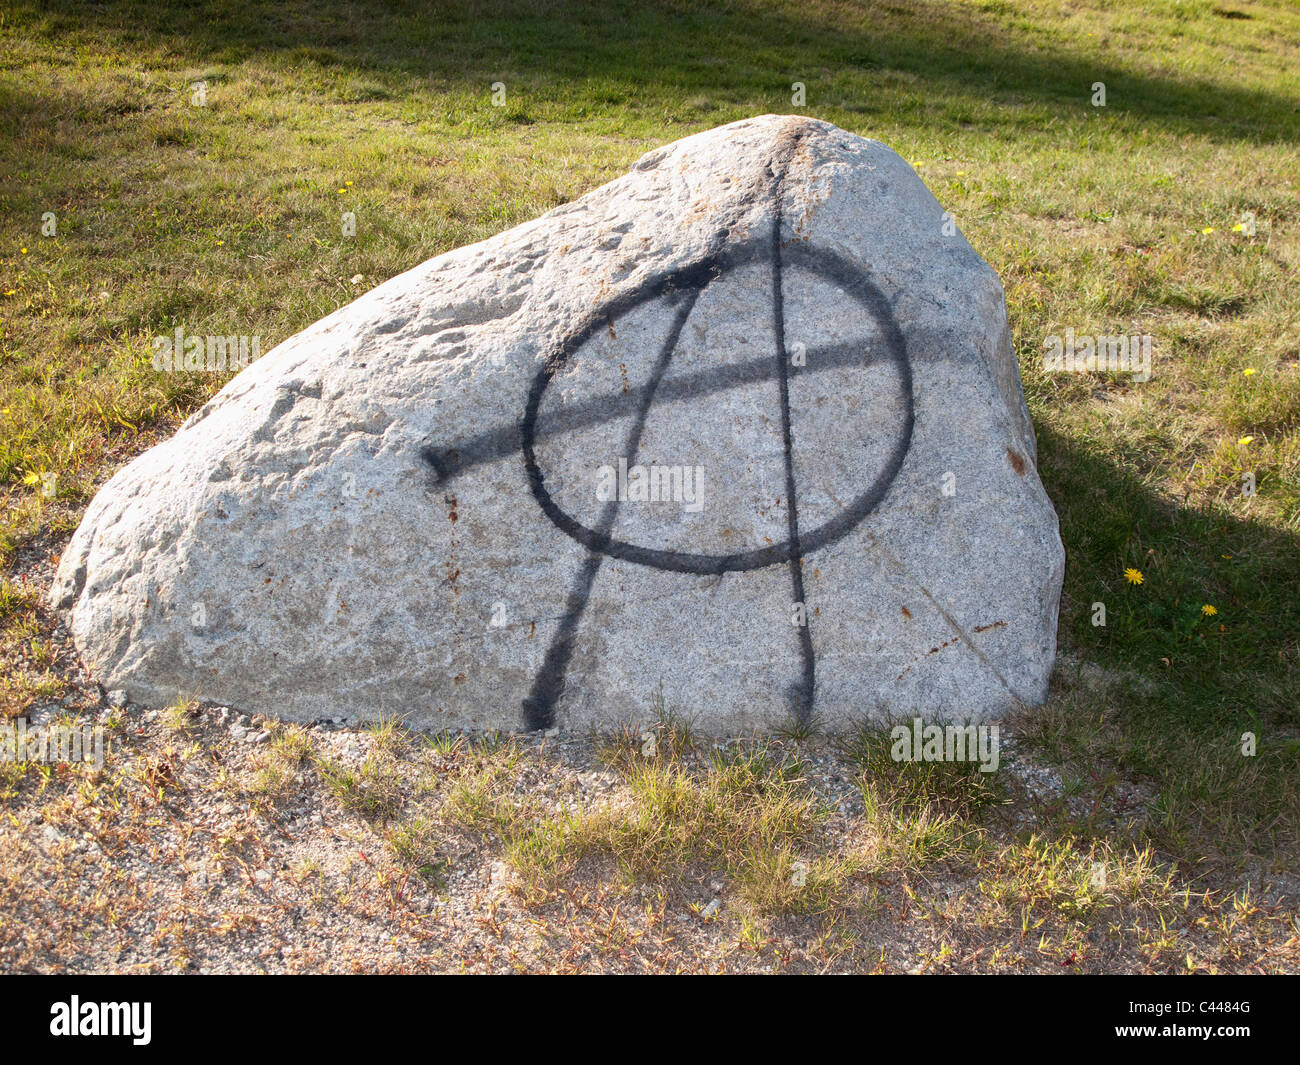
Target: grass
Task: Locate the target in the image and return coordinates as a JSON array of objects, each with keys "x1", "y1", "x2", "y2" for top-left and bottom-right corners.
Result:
[
  {"x1": 845, "y1": 721, "x2": 1007, "y2": 819},
  {"x1": 516, "y1": 747, "x2": 858, "y2": 916},
  {"x1": 161, "y1": 695, "x2": 199, "y2": 734},
  {"x1": 317, "y1": 746, "x2": 406, "y2": 822},
  {"x1": 245, "y1": 721, "x2": 312, "y2": 802},
  {"x1": 1, "y1": 0, "x2": 1298, "y2": 967}
]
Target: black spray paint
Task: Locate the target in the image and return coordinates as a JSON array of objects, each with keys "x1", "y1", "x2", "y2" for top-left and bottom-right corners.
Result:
[{"x1": 424, "y1": 131, "x2": 914, "y2": 729}]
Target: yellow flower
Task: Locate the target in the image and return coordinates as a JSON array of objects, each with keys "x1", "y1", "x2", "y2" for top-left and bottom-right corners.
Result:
[
  {"x1": 1231, "y1": 223, "x2": 1244, "y2": 232},
  {"x1": 215, "y1": 240, "x2": 224, "y2": 246},
  {"x1": 337, "y1": 188, "x2": 346, "y2": 194},
  {"x1": 20, "y1": 247, "x2": 27, "y2": 254},
  {"x1": 1201, "y1": 604, "x2": 1217, "y2": 616},
  {"x1": 1201, "y1": 227, "x2": 1214, "y2": 235},
  {"x1": 1242, "y1": 368, "x2": 1257, "y2": 376},
  {"x1": 1238, "y1": 435, "x2": 1254, "y2": 446},
  {"x1": 22, "y1": 471, "x2": 41, "y2": 486},
  {"x1": 345, "y1": 181, "x2": 353, "y2": 186},
  {"x1": 1124, "y1": 567, "x2": 1144, "y2": 586}
]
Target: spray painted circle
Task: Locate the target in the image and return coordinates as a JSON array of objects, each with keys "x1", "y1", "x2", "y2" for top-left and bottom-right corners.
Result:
[{"x1": 520, "y1": 239, "x2": 914, "y2": 575}]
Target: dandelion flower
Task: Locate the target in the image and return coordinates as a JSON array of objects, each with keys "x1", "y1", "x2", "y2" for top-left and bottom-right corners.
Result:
[
  {"x1": 22, "y1": 471, "x2": 41, "y2": 486},
  {"x1": 1243, "y1": 368, "x2": 1257, "y2": 376},
  {"x1": 1124, "y1": 567, "x2": 1144, "y2": 586},
  {"x1": 1201, "y1": 227, "x2": 1214, "y2": 235},
  {"x1": 20, "y1": 247, "x2": 27, "y2": 254},
  {"x1": 1238, "y1": 435, "x2": 1254, "y2": 446},
  {"x1": 1201, "y1": 604, "x2": 1217, "y2": 616},
  {"x1": 345, "y1": 180, "x2": 353, "y2": 186}
]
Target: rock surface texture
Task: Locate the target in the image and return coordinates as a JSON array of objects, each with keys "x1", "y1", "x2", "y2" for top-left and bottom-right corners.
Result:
[{"x1": 52, "y1": 115, "x2": 1064, "y2": 733}]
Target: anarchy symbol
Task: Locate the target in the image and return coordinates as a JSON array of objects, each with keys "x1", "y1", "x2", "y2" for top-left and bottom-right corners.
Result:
[{"x1": 427, "y1": 145, "x2": 914, "y2": 730}]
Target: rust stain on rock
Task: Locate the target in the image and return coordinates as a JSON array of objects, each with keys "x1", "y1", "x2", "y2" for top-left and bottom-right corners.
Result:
[{"x1": 896, "y1": 635, "x2": 959, "y2": 681}]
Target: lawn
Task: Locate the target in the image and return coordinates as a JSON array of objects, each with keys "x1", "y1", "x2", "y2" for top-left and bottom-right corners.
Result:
[{"x1": 1, "y1": 0, "x2": 1298, "y2": 971}]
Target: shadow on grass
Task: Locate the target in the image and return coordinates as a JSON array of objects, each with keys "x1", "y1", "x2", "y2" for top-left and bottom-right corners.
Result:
[
  {"x1": 1040, "y1": 421, "x2": 1298, "y2": 722},
  {"x1": 1033, "y1": 422, "x2": 1299, "y2": 866},
  {"x1": 14, "y1": 0, "x2": 1300, "y2": 145}
]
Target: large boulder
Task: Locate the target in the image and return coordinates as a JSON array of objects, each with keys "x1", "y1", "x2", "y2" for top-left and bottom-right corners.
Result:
[{"x1": 51, "y1": 115, "x2": 1064, "y2": 733}]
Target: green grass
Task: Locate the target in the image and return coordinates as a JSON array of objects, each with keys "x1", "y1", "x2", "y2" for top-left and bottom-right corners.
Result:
[
  {"x1": 443, "y1": 737, "x2": 866, "y2": 918},
  {"x1": 317, "y1": 743, "x2": 406, "y2": 822},
  {"x1": 2, "y1": 0, "x2": 1298, "y2": 881},
  {"x1": 844, "y1": 721, "x2": 1008, "y2": 819}
]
